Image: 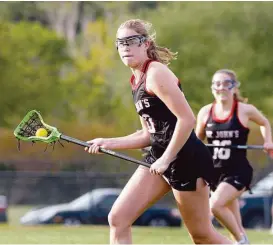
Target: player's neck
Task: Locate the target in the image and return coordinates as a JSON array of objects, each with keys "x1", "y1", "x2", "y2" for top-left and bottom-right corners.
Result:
[
  {"x1": 215, "y1": 99, "x2": 233, "y2": 111},
  {"x1": 131, "y1": 58, "x2": 149, "y2": 84},
  {"x1": 131, "y1": 68, "x2": 144, "y2": 82}
]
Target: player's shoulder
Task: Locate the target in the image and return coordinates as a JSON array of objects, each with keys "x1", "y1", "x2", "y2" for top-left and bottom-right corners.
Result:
[
  {"x1": 149, "y1": 60, "x2": 168, "y2": 70},
  {"x1": 197, "y1": 103, "x2": 213, "y2": 123},
  {"x1": 146, "y1": 61, "x2": 177, "y2": 86},
  {"x1": 147, "y1": 61, "x2": 174, "y2": 77},
  {"x1": 198, "y1": 103, "x2": 213, "y2": 116},
  {"x1": 237, "y1": 101, "x2": 256, "y2": 112}
]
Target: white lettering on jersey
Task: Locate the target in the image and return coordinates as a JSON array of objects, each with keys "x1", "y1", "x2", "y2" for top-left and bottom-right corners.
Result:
[
  {"x1": 212, "y1": 140, "x2": 232, "y2": 160},
  {"x1": 135, "y1": 99, "x2": 150, "y2": 112},
  {"x1": 142, "y1": 114, "x2": 156, "y2": 133},
  {"x1": 210, "y1": 130, "x2": 240, "y2": 139},
  {"x1": 143, "y1": 99, "x2": 150, "y2": 108}
]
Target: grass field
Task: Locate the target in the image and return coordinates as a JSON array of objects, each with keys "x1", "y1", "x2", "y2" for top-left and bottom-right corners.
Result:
[{"x1": 1, "y1": 206, "x2": 272, "y2": 244}]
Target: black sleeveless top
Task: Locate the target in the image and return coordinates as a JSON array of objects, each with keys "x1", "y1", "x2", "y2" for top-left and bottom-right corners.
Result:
[
  {"x1": 131, "y1": 59, "x2": 198, "y2": 161},
  {"x1": 205, "y1": 100, "x2": 250, "y2": 169}
]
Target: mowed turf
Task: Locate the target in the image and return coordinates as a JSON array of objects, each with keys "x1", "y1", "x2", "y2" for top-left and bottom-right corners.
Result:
[
  {"x1": 0, "y1": 225, "x2": 273, "y2": 244},
  {"x1": 1, "y1": 206, "x2": 272, "y2": 244}
]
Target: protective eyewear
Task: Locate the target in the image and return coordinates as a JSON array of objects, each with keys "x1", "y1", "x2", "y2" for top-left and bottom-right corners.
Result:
[
  {"x1": 211, "y1": 79, "x2": 239, "y2": 91},
  {"x1": 116, "y1": 35, "x2": 147, "y2": 50}
]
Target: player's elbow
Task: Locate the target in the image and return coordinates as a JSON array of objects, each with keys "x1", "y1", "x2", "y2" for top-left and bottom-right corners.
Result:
[
  {"x1": 178, "y1": 115, "x2": 196, "y2": 130},
  {"x1": 186, "y1": 114, "x2": 196, "y2": 128},
  {"x1": 141, "y1": 130, "x2": 151, "y2": 145},
  {"x1": 264, "y1": 118, "x2": 271, "y2": 127},
  {"x1": 259, "y1": 118, "x2": 271, "y2": 130}
]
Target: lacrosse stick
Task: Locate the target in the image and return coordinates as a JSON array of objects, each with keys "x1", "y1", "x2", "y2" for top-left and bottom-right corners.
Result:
[
  {"x1": 13, "y1": 110, "x2": 150, "y2": 168},
  {"x1": 205, "y1": 144, "x2": 264, "y2": 150}
]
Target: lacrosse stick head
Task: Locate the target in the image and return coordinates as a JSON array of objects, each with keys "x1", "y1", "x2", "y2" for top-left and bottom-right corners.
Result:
[{"x1": 14, "y1": 110, "x2": 61, "y2": 144}]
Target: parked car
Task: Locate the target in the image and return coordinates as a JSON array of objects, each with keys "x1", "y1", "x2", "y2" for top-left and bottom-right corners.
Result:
[
  {"x1": 0, "y1": 195, "x2": 7, "y2": 223},
  {"x1": 239, "y1": 171, "x2": 273, "y2": 229},
  {"x1": 20, "y1": 188, "x2": 181, "y2": 227}
]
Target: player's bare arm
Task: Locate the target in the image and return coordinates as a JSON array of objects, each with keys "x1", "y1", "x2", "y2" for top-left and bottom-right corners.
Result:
[
  {"x1": 196, "y1": 104, "x2": 212, "y2": 140},
  {"x1": 86, "y1": 117, "x2": 151, "y2": 153},
  {"x1": 244, "y1": 103, "x2": 273, "y2": 154}
]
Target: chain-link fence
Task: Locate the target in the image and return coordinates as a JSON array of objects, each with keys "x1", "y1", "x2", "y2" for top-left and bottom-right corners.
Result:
[
  {"x1": 0, "y1": 171, "x2": 175, "y2": 206},
  {"x1": 0, "y1": 171, "x2": 131, "y2": 205},
  {"x1": 1, "y1": 159, "x2": 272, "y2": 206}
]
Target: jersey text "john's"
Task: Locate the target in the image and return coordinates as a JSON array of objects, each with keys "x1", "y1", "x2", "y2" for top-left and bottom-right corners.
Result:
[
  {"x1": 206, "y1": 130, "x2": 239, "y2": 139},
  {"x1": 135, "y1": 99, "x2": 150, "y2": 112}
]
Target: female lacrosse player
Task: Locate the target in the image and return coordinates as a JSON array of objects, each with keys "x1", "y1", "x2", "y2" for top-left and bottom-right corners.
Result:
[
  {"x1": 196, "y1": 69, "x2": 273, "y2": 244},
  {"x1": 85, "y1": 19, "x2": 232, "y2": 244}
]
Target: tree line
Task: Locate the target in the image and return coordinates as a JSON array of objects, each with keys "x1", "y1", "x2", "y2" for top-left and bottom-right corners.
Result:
[{"x1": 0, "y1": 2, "x2": 272, "y2": 171}]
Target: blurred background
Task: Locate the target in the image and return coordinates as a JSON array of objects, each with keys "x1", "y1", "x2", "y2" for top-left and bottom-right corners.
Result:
[{"x1": 0, "y1": 1, "x2": 273, "y2": 230}]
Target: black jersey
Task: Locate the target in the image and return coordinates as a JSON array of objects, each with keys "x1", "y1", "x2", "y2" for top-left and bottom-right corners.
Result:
[
  {"x1": 130, "y1": 59, "x2": 218, "y2": 191},
  {"x1": 131, "y1": 59, "x2": 198, "y2": 160},
  {"x1": 205, "y1": 100, "x2": 250, "y2": 169}
]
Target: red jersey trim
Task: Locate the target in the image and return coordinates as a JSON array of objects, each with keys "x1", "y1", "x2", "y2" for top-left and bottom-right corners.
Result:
[
  {"x1": 130, "y1": 59, "x2": 152, "y2": 90},
  {"x1": 212, "y1": 99, "x2": 236, "y2": 123},
  {"x1": 130, "y1": 60, "x2": 180, "y2": 96}
]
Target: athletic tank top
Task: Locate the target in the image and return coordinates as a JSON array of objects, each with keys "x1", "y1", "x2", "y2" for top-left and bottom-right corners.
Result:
[
  {"x1": 205, "y1": 100, "x2": 250, "y2": 169},
  {"x1": 131, "y1": 59, "x2": 198, "y2": 159}
]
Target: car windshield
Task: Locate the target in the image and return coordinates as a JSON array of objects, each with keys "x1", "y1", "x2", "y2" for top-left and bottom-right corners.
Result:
[
  {"x1": 69, "y1": 193, "x2": 91, "y2": 209},
  {"x1": 252, "y1": 172, "x2": 273, "y2": 192}
]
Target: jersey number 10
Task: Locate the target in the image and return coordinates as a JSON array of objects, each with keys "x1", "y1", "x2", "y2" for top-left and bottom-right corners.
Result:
[{"x1": 212, "y1": 140, "x2": 232, "y2": 160}]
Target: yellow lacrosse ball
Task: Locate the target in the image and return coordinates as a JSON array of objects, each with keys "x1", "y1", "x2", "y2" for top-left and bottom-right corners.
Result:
[{"x1": 35, "y1": 128, "x2": 48, "y2": 137}]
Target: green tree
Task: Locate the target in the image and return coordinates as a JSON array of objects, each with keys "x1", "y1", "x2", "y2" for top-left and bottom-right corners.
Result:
[
  {"x1": 59, "y1": 19, "x2": 119, "y2": 124},
  {"x1": 0, "y1": 21, "x2": 70, "y2": 126},
  {"x1": 146, "y1": 2, "x2": 273, "y2": 118}
]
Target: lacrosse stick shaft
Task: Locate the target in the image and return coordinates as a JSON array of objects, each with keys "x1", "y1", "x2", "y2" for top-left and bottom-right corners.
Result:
[
  {"x1": 205, "y1": 144, "x2": 264, "y2": 150},
  {"x1": 60, "y1": 134, "x2": 150, "y2": 168}
]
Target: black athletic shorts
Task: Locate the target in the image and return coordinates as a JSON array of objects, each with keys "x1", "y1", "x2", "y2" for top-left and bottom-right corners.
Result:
[
  {"x1": 213, "y1": 165, "x2": 253, "y2": 192},
  {"x1": 144, "y1": 138, "x2": 217, "y2": 191}
]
